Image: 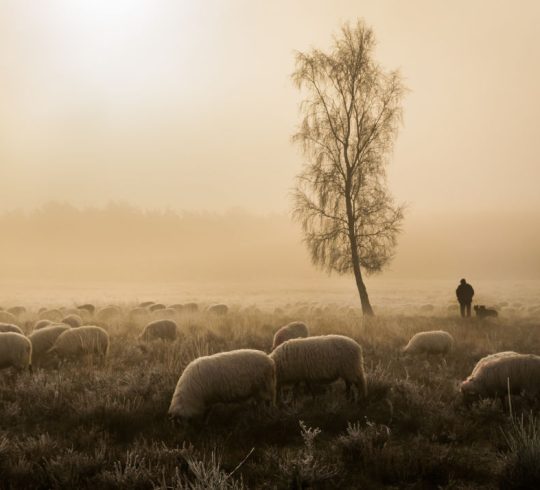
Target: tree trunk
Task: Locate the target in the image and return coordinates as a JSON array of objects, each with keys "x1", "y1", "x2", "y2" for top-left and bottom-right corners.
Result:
[{"x1": 345, "y1": 179, "x2": 375, "y2": 317}]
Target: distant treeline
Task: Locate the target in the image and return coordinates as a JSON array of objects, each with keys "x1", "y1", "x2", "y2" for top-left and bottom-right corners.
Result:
[{"x1": 0, "y1": 202, "x2": 538, "y2": 281}]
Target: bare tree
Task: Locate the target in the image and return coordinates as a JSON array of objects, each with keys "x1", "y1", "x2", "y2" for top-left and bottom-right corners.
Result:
[{"x1": 291, "y1": 20, "x2": 406, "y2": 316}]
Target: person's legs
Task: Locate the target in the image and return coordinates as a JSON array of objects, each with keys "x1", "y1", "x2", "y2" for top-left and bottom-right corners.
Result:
[
  {"x1": 466, "y1": 302, "x2": 472, "y2": 317},
  {"x1": 460, "y1": 303, "x2": 465, "y2": 318}
]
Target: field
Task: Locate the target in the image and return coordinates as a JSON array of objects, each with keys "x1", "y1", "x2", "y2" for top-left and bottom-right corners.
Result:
[{"x1": 1, "y1": 281, "x2": 540, "y2": 489}]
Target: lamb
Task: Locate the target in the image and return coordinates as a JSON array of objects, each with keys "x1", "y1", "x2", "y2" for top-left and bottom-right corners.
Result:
[
  {"x1": 461, "y1": 352, "x2": 540, "y2": 405},
  {"x1": 0, "y1": 332, "x2": 32, "y2": 371},
  {"x1": 474, "y1": 305, "x2": 498, "y2": 319},
  {"x1": 0, "y1": 311, "x2": 17, "y2": 324},
  {"x1": 48, "y1": 326, "x2": 109, "y2": 360},
  {"x1": 272, "y1": 321, "x2": 309, "y2": 351},
  {"x1": 139, "y1": 320, "x2": 177, "y2": 341},
  {"x1": 206, "y1": 304, "x2": 229, "y2": 316},
  {"x1": 61, "y1": 314, "x2": 83, "y2": 328},
  {"x1": 0, "y1": 323, "x2": 24, "y2": 335},
  {"x1": 402, "y1": 330, "x2": 454, "y2": 355},
  {"x1": 269, "y1": 335, "x2": 367, "y2": 400},
  {"x1": 168, "y1": 349, "x2": 275, "y2": 419},
  {"x1": 28, "y1": 324, "x2": 71, "y2": 364},
  {"x1": 34, "y1": 319, "x2": 54, "y2": 330}
]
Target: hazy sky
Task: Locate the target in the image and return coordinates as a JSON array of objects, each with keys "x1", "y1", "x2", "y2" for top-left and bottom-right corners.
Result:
[{"x1": 1, "y1": 0, "x2": 539, "y2": 216}]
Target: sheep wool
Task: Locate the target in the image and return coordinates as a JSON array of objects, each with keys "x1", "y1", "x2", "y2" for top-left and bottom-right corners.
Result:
[
  {"x1": 0, "y1": 332, "x2": 32, "y2": 370},
  {"x1": 0, "y1": 311, "x2": 18, "y2": 325},
  {"x1": 461, "y1": 352, "x2": 540, "y2": 401},
  {"x1": 34, "y1": 319, "x2": 54, "y2": 330},
  {"x1": 49, "y1": 326, "x2": 109, "y2": 359},
  {"x1": 402, "y1": 330, "x2": 454, "y2": 355},
  {"x1": 0, "y1": 323, "x2": 24, "y2": 335},
  {"x1": 95, "y1": 306, "x2": 121, "y2": 323},
  {"x1": 29, "y1": 324, "x2": 71, "y2": 362},
  {"x1": 38, "y1": 309, "x2": 64, "y2": 323},
  {"x1": 61, "y1": 314, "x2": 83, "y2": 328},
  {"x1": 140, "y1": 320, "x2": 177, "y2": 341},
  {"x1": 206, "y1": 304, "x2": 229, "y2": 315},
  {"x1": 168, "y1": 349, "x2": 275, "y2": 419},
  {"x1": 270, "y1": 334, "x2": 367, "y2": 399},
  {"x1": 272, "y1": 321, "x2": 309, "y2": 350}
]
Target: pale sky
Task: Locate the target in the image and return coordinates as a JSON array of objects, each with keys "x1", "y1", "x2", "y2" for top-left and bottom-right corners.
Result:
[{"x1": 1, "y1": 0, "x2": 539, "y2": 216}]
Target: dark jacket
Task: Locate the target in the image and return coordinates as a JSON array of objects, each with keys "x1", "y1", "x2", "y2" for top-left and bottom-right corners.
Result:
[{"x1": 456, "y1": 283, "x2": 474, "y2": 303}]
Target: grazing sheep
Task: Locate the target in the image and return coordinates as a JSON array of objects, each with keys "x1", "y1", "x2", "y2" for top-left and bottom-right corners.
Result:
[
  {"x1": 48, "y1": 326, "x2": 109, "y2": 360},
  {"x1": 29, "y1": 324, "x2": 71, "y2": 363},
  {"x1": 168, "y1": 349, "x2": 275, "y2": 419},
  {"x1": 129, "y1": 307, "x2": 150, "y2": 322},
  {"x1": 7, "y1": 306, "x2": 26, "y2": 317},
  {"x1": 206, "y1": 304, "x2": 229, "y2": 316},
  {"x1": 169, "y1": 304, "x2": 185, "y2": 313},
  {"x1": 269, "y1": 335, "x2": 367, "y2": 400},
  {"x1": 61, "y1": 314, "x2": 83, "y2": 328},
  {"x1": 77, "y1": 304, "x2": 95, "y2": 315},
  {"x1": 34, "y1": 319, "x2": 53, "y2": 330},
  {"x1": 95, "y1": 305, "x2": 121, "y2": 323},
  {"x1": 402, "y1": 330, "x2": 454, "y2": 355},
  {"x1": 461, "y1": 352, "x2": 540, "y2": 405},
  {"x1": 148, "y1": 303, "x2": 166, "y2": 312},
  {"x1": 139, "y1": 301, "x2": 154, "y2": 308},
  {"x1": 0, "y1": 333, "x2": 32, "y2": 370},
  {"x1": 183, "y1": 303, "x2": 199, "y2": 313},
  {"x1": 0, "y1": 323, "x2": 24, "y2": 335},
  {"x1": 474, "y1": 305, "x2": 498, "y2": 319},
  {"x1": 272, "y1": 321, "x2": 309, "y2": 351},
  {"x1": 0, "y1": 311, "x2": 18, "y2": 324},
  {"x1": 39, "y1": 309, "x2": 64, "y2": 323},
  {"x1": 139, "y1": 320, "x2": 177, "y2": 341}
]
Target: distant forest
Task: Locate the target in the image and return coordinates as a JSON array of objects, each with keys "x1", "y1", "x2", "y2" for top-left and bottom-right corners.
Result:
[{"x1": 0, "y1": 202, "x2": 538, "y2": 282}]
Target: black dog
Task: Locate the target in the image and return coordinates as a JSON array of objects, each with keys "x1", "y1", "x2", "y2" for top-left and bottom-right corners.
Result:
[{"x1": 474, "y1": 305, "x2": 498, "y2": 318}]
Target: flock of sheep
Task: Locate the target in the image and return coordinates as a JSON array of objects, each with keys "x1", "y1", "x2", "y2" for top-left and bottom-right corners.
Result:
[{"x1": 1, "y1": 302, "x2": 539, "y2": 423}]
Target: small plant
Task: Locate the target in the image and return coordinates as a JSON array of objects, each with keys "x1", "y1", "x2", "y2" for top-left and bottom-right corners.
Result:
[
  {"x1": 337, "y1": 419, "x2": 390, "y2": 466},
  {"x1": 500, "y1": 413, "x2": 540, "y2": 489}
]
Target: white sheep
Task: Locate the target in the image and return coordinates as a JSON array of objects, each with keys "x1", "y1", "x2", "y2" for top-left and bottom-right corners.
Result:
[
  {"x1": 168, "y1": 349, "x2": 276, "y2": 419},
  {"x1": 7, "y1": 306, "x2": 26, "y2": 317},
  {"x1": 269, "y1": 334, "x2": 367, "y2": 400},
  {"x1": 61, "y1": 314, "x2": 83, "y2": 328},
  {"x1": 272, "y1": 321, "x2": 309, "y2": 351},
  {"x1": 0, "y1": 311, "x2": 17, "y2": 324},
  {"x1": 206, "y1": 304, "x2": 229, "y2": 315},
  {"x1": 0, "y1": 332, "x2": 32, "y2": 371},
  {"x1": 460, "y1": 352, "x2": 540, "y2": 405},
  {"x1": 34, "y1": 319, "x2": 54, "y2": 330},
  {"x1": 148, "y1": 303, "x2": 166, "y2": 312},
  {"x1": 38, "y1": 309, "x2": 64, "y2": 322},
  {"x1": 48, "y1": 326, "x2": 109, "y2": 360},
  {"x1": 77, "y1": 304, "x2": 96, "y2": 315},
  {"x1": 402, "y1": 330, "x2": 454, "y2": 355},
  {"x1": 29, "y1": 324, "x2": 71, "y2": 364},
  {"x1": 95, "y1": 305, "x2": 121, "y2": 323},
  {"x1": 129, "y1": 307, "x2": 150, "y2": 322},
  {"x1": 152, "y1": 308, "x2": 178, "y2": 320},
  {"x1": 0, "y1": 323, "x2": 24, "y2": 335},
  {"x1": 139, "y1": 320, "x2": 177, "y2": 341}
]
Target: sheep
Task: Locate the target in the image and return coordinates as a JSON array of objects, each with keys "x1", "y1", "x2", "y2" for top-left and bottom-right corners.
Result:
[
  {"x1": 34, "y1": 319, "x2": 53, "y2": 330},
  {"x1": 139, "y1": 301, "x2": 154, "y2": 308},
  {"x1": 474, "y1": 305, "x2": 498, "y2": 319},
  {"x1": 61, "y1": 314, "x2": 83, "y2": 328},
  {"x1": 129, "y1": 307, "x2": 150, "y2": 322},
  {"x1": 0, "y1": 323, "x2": 24, "y2": 334},
  {"x1": 28, "y1": 324, "x2": 71, "y2": 364},
  {"x1": 206, "y1": 304, "x2": 229, "y2": 316},
  {"x1": 48, "y1": 326, "x2": 109, "y2": 360},
  {"x1": 77, "y1": 304, "x2": 95, "y2": 315},
  {"x1": 169, "y1": 304, "x2": 185, "y2": 313},
  {"x1": 38, "y1": 309, "x2": 64, "y2": 323},
  {"x1": 139, "y1": 320, "x2": 177, "y2": 342},
  {"x1": 168, "y1": 349, "x2": 275, "y2": 420},
  {"x1": 269, "y1": 335, "x2": 367, "y2": 401},
  {"x1": 460, "y1": 352, "x2": 540, "y2": 406},
  {"x1": 402, "y1": 330, "x2": 454, "y2": 355},
  {"x1": 0, "y1": 311, "x2": 17, "y2": 324},
  {"x1": 183, "y1": 302, "x2": 199, "y2": 313},
  {"x1": 7, "y1": 306, "x2": 26, "y2": 317},
  {"x1": 148, "y1": 303, "x2": 166, "y2": 312},
  {"x1": 95, "y1": 305, "x2": 121, "y2": 323},
  {"x1": 0, "y1": 333, "x2": 32, "y2": 371},
  {"x1": 272, "y1": 321, "x2": 309, "y2": 351}
]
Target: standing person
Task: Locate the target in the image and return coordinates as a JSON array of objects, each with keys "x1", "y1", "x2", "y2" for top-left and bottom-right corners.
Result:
[{"x1": 456, "y1": 278, "x2": 474, "y2": 318}]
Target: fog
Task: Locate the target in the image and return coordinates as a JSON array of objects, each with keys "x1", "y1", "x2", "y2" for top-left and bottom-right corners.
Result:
[{"x1": 1, "y1": 1, "x2": 539, "y2": 284}]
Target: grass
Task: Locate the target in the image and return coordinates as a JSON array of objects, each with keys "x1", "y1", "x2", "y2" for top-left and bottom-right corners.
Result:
[{"x1": 0, "y1": 302, "x2": 540, "y2": 488}]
